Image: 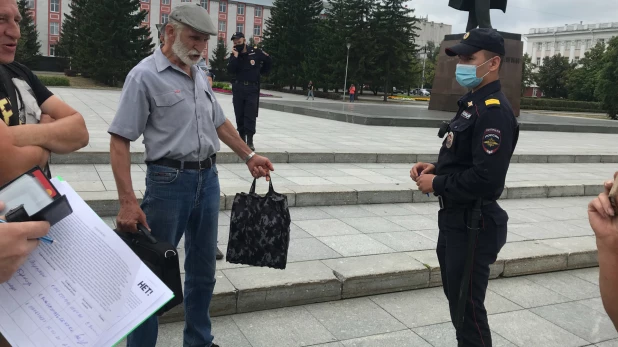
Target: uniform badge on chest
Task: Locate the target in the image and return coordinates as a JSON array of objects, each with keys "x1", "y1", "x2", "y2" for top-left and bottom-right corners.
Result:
[
  {"x1": 445, "y1": 131, "x2": 454, "y2": 148},
  {"x1": 250, "y1": 60, "x2": 255, "y2": 65},
  {"x1": 461, "y1": 110, "x2": 472, "y2": 119}
]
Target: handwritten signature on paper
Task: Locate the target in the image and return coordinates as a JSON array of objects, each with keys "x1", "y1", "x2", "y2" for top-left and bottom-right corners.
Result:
[
  {"x1": 16, "y1": 269, "x2": 33, "y2": 287},
  {"x1": 29, "y1": 259, "x2": 47, "y2": 278}
]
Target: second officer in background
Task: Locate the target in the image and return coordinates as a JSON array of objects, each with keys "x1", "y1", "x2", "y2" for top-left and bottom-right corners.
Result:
[{"x1": 228, "y1": 32, "x2": 272, "y2": 151}]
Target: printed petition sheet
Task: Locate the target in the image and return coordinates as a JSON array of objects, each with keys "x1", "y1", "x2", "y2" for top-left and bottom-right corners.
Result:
[{"x1": 0, "y1": 179, "x2": 173, "y2": 347}]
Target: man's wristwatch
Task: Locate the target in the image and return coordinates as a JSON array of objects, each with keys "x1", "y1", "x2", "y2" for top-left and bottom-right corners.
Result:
[{"x1": 244, "y1": 152, "x2": 256, "y2": 164}]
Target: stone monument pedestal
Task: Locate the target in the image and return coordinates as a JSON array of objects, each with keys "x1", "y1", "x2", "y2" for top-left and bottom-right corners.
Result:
[{"x1": 428, "y1": 32, "x2": 523, "y2": 116}]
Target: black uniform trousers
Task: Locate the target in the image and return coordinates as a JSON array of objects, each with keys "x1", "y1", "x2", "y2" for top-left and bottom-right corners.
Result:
[
  {"x1": 437, "y1": 203, "x2": 507, "y2": 347},
  {"x1": 232, "y1": 83, "x2": 259, "y2": 136},
  {"x1": 466, "y1": 0, "x2": 492, "y2": 31}
]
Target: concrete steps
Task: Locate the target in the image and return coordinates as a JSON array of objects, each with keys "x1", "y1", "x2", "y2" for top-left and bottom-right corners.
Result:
[
  {"x1": 50, "y1": 150, "x2": 618, "y2": 165},
  {"x1": 52, "y1": 162, "x2": 614, "y2": 217},
  {"x1": 134, "y1": 197, "x2": 599, "y2": 324}
]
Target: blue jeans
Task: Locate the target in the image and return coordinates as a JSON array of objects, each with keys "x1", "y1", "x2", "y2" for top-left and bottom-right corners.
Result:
[
  {"x1": 126, "y1": 164, "x2": 220, "y2": 347},
  {"x1": 349, "y1": 93, "x2": 354, "y2": 102}
]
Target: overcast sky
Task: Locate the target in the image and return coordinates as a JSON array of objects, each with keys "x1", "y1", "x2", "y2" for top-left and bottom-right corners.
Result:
[{"x1": 406, "y1": 0, "x2": 618, "y2": 39}]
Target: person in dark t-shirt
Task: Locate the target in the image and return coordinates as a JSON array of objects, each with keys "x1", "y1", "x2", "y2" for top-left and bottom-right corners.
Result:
[{"x1": 0, "y1": 0, "x2": 88, "y2": 185}]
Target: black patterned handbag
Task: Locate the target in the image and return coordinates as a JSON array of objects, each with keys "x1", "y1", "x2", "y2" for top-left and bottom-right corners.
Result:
[{"x1": 226, "y1": 179, "x2": 291, "y2": 270}]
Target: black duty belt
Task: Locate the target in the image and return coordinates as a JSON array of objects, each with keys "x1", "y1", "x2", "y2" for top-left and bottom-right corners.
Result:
[
  {"x1": 147, "y1": 155, "x2": 216, "y2": 170},
  {"x1": 233, "y1": 81, "x2": 258, "y2": 86},
  {"x1": 438, "y1": 195, "x2": 495, "y2": 210}
]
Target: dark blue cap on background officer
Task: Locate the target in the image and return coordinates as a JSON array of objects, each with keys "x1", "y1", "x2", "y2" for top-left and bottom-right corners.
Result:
[
  {"x1": 227, "y1": 31, "x2": 272, "y2": 150},
  {"x1": 409, "y1": 28, "x2": 519, "y2": 347}
]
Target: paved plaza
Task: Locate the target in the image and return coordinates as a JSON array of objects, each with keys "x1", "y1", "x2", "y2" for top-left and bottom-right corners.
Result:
[
  {"x1": 46, "y1": 88, "x2": 618, "y2": 346},
  {"x1": 120, "y1": 268, "x2": 617, "y2": 347},
  {"x1": 50, "y1": 88, "x2": 618, "y2": 156}
]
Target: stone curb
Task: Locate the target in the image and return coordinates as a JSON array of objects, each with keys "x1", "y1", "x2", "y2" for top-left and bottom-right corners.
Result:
[
  {"x1": 158, "y1": 236, "x2": 598, "y2": 323},
  {"x1": 88, "y1": 182, "x2": 602, "y2": 217},
  {"x1": 50, "y1": 151, "x2": 618, "y2": 165},
  {"x1": 260, "y1": 101, "x2": 618, "y2": 134}
]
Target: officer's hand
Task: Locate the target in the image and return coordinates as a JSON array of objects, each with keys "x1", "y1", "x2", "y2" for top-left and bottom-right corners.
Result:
[
  {"x1": 116, "y1": 201, "x2": 150, "y2": 234},
  {"x1": 410, "y1": 162, "x2": 435, "y2": 181},
  {"x1": 247, "y1": 155, "x2": 274, "y2": 181},
  {"x1": 588, "y1": 172, "x2": 618, "y2": 252},
  {"x1": 0, "y1": 202, "x2": 50, "y2": 283},
  {"x1": 232, "y1": 48, "x2": 239, "y2": 58},
  {"x1": 416, "y1": 174, "x2": 436, "y2": 194}
]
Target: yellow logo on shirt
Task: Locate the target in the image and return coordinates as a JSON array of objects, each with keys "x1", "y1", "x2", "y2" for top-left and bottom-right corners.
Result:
[{"x1": 0, "y1": 97, "x2": 13, "y2": 124}]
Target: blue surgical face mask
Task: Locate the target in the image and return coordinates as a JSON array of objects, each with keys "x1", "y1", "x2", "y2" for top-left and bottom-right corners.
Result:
[{"x1": 455, "y1": 58, "x2": 492, "y2": 89}]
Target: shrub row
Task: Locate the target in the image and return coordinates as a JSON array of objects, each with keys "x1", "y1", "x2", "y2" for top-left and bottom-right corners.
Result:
[
  {"x1": 521, "y1": 97, "x2": 604, "y2": 113},
  {"x1": 38, "y1": 76, "x2": 71, "y2": 87}
]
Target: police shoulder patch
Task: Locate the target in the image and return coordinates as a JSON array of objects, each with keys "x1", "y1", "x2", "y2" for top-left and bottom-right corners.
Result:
[
  {"x1": 482, "y1": 128, "x2": 501, "y2": 155},
  {"x1": 485, "y1": 98, "x2": 501, "y2": 108}
]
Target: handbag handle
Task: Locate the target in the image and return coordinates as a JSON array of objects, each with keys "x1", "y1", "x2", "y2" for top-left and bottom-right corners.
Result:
[
  {"x1": 249, "y1": 178, "x2": 274, "y2": 195},
  {"x1": 137, "y1": 223, "x2": 158, "y2": 244}
]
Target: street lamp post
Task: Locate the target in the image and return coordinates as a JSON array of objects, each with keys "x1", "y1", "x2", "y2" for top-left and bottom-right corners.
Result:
[
  {"x1": 343, "y1": 42, "x2": 351, "y2": 102},
  {"x1": 421, "y1": 45, "x2": 427, "y2": 90}
]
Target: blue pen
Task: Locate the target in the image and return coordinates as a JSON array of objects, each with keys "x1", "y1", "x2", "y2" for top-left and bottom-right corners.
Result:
[{"x1": 0, "y1": 218, "x2": 56, "y2": 244}]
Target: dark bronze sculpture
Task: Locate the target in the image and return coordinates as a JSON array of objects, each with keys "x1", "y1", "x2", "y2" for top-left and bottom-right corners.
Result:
[{"x1": 449, "y1": 0, "x2": 508, "y2": 32}]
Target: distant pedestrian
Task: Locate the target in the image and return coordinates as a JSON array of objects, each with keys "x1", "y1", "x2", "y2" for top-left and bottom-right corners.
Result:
[
  {"x1": 307, "y1": 81, "x2": 315, "y2": 100},
  {"x1": 349, "y1": 84, "x2": 356, "y2": 102}
]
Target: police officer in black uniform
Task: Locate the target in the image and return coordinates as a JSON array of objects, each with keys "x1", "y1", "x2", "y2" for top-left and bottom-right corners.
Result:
[
  {"x1": 410, "y1": 28, "x2": 519, "y2": 347},
  {"x1": 228, "y1": 32, "x2": 272, "y2": 151}
]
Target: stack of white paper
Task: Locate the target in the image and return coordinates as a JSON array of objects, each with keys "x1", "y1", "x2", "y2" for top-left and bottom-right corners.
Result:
[{"x1": 0, "y1": 179, "x2": 174, "y2": 347}]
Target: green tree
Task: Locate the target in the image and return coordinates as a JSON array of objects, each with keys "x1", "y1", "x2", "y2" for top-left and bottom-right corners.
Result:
[
  {"x1": 15, "y1": 0, "x2": 41, "y2": 68},
  {"x1": 521, "y1": 53, "x2": 536, "y2": 96},
  {"x1": 566, "y1": 42, "x2": 605, "y2": 101},
  {"x1": 596, "y1": 36, "x2": 618, "y2": 119},
  {"x1": 262, "y1": 0, "x2": 323, "y2": 88},
  {"x1": 56, "y1": 0, "x2": 88, "y2": 72},
  {"x1": 76, "y1": 0, "x2": 153, "y2": 85},
  {"x1": 536, "y1": 55, "x2": 572, "y2": 99},
  {"x1": 368, "y1": 0, "x2": 419, "y2": 101},
  {"x1": 345, "y1": 0, "x2": 375, "y2": 95},
  {"x1": 209, "y1": 38, "x2": 229, "y2": 81}
]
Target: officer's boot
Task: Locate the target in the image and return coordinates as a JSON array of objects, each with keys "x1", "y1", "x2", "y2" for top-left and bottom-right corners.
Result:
[{"x1": 247, "y1": 134, "x2": 255, "y2": 151}]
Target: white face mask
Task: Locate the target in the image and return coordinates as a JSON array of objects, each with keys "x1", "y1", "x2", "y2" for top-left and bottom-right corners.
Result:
[{"x1": 172, "y1": 30, "x2": 201, "y2": 66}]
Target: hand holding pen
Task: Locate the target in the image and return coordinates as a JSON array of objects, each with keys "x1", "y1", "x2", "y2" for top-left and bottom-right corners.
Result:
[
  {"x1": 0, "y1": 202, "x2": 52, "y2": 283},
  {"x1": 0, "y1": 202, "x2": 55, "y2": 244}
]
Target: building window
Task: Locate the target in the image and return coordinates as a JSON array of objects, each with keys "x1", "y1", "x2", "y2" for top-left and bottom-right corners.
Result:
[
  {"x1": 181, "y1": 0, "x2": 191, "y2": 2},
  {"x1": 574, "y1": 57, "x2": 580, "y2": 64},
  {"x1": 49, "y1": 44, "x2": 56, "y2": 56},
  {"x1": 253, "y1": 25, "x2": 261, "y2": 36},
  {"x1": 141, "y1": 0, "x2": 149, "y2": 2},
  {"x1": 161, "y1": 13, "x2": 168, "y2": 23},
  {"x1": 26, "y1": 0, "x2": 34, "y2": 8},
  {"x1": 50, "y1": 22, "x2": 59, "y2": 35},
  {"x1": 200, "y1": 0, "x2": 207, "y2": 9},
  {"x1": 161, "y1": 0, "x2": 170, "y2": 4},
  {"x1": 219, "y1": 1, "x2": 227, "y2": 12},
  {"x1": 50, "y1": 0, "x2": 59, "y2": 13},
  {"x1": 237, "y1": 3, "x2": 244, "y2": 15},
  {"x1": 218, "y1": 20, "x2": 226, "y2": 32},
  {"x1": 536, "y1": 57, "x2": 541, "y2": 65},
  {"x1": 255, "y1": 6, "x2": 262, "y2": 17},
  {"x1": 236, "y1": 24, "x2": 244, "y2": 33}
]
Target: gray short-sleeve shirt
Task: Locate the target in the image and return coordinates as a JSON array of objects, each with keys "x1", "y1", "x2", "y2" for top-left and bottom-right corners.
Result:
[{"x1": 108, "y1": 47, "x2": 227, "y2": 162}]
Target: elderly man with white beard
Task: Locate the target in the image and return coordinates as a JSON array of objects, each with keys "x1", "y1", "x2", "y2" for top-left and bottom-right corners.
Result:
[{"x1": 107, "y1": 4, "x2": 274, "y2": 347}]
